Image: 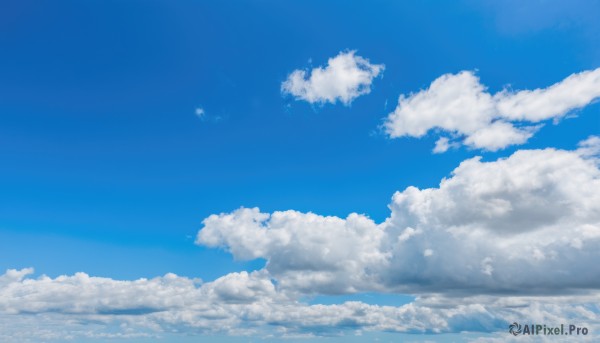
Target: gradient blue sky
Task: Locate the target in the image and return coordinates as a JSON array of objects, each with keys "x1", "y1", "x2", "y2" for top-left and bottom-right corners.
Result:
[{"x1": 1, "y1": 1, "x2": 600, "y2": 342}]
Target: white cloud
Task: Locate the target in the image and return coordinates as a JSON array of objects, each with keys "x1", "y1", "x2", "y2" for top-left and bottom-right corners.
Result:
[
  {"x1": 281, "y1": 51, "x2": 384, "y2": 105},
  {"x1": 433, "y1": 137, "x2": 451, "y2": 153},
  {"x1": 385, "y1": 71, "x2": 496, "y2": 138},
  {"x1": 384, "y1": 68, "x2": 600, "y2": 151},
  {"x1": 195, "y1": 107, "x2": 205, "y2": 119},
  {"x1": 198, "y1": 139, "x2": 600, "y2": 295}
]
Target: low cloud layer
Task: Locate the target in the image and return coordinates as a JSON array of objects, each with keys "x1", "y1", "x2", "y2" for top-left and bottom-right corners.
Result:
[
  {"x1": 384, "y1": 68, "x2": 600, "y2": 152},
  {"x1": 281, "y1": 51, "x2": 384, "y2": 105},
  {"x1": 2, "y1": 268, "x2": 599, "y2": 342}
]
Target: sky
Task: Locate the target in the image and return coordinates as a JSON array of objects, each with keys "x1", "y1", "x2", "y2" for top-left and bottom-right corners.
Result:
[{"x1": 1, "y1": 1, "x2": 600, "y2": 342}]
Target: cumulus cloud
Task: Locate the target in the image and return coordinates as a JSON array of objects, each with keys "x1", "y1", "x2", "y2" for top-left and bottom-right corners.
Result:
[
  {"x1": 198, "y1": 209, "x2": 387, "y2": 295},
  {"x1": 281, "y1": 51, "x2": 384, "y2": 105},
  {"x1": 198, "y1": 138, "x2": 600, "y2": 295},
  {"x1": 382, "y1": 144, "x2": 600, "y2": 293},
  {"x1": 384, "y1": 68, "x2": 600, "y2": 151}
]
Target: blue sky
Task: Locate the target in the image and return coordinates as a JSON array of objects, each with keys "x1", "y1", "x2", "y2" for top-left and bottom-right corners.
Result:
[{"x1": 1, "y1": 1, "x2": 600, "y2": 342}]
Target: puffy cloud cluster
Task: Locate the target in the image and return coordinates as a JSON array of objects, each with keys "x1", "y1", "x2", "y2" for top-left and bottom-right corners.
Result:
[
  {"x1": 384, "y1": 68, "x2": 600, "y2": 151},
  {"x1": 384, "y1": 148, "x2": 600, "y2": 293},
  {"x1": 281, "y1": 51, "x2": 384, "y2": 105},
  {"x1": 198, "y1": 140, "x2": 600, "y2": 295}
]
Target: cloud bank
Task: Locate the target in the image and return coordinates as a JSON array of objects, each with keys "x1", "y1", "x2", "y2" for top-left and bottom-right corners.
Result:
[
  {"x1": 3, "y1": 139, "x2": 599, "y2": 341},
  {"x1": 384, "y1": 68, "x2": 600, "y2": 152},
  {"x1": 282, "y1": 51, "x2": 384, "y2": 105},
  {"x1": 2, "y1": 268, "x2": 599, "y2": 342}
]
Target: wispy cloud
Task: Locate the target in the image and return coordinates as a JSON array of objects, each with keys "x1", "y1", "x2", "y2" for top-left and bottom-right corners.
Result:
[{"x1": 194, "y1": 107, "x2": 225, "y2": 123}]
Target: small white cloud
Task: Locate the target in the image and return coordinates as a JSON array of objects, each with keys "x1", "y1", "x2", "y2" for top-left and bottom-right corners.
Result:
[
  {"x1": 194, "y1": 107, "x2": 226, "y2": 123},
  {"x1": 432, "y1": 137, "x2": 461, "y2": 153},
  {"x1": 433, "y1": 137, "x2": 451, "y2": 153},
  {"x1": 281, "y1": 50, "x2": 384, "y2": 105},
  {"x1": 577, "y1": 135, "x2": 600, "y2": 157},
  {"x1": 384, "y1": 68, "x2": 600, "y2": 151},
  {"x1": 195, "y1": 107, "x2": 205, "y2": 119}
]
